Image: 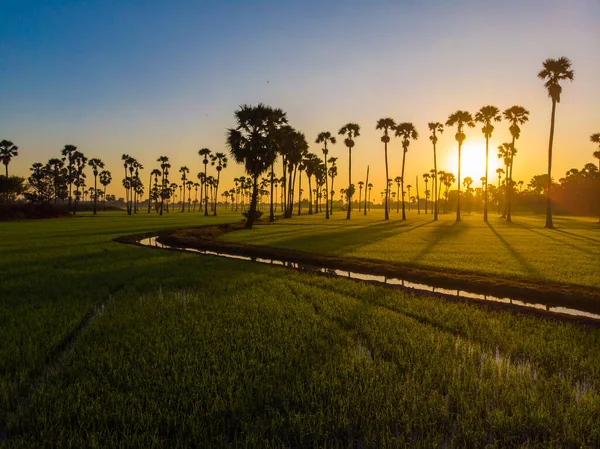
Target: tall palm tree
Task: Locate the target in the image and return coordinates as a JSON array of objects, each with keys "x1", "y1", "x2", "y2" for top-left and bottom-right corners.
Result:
[
  {"x1": 590, "y1": 133, "x2": 600, "y2": 171},
  {"x1": 99, "y1": 170, "x2": 112, "y2": 211},
  {"x1": 496, "y1": 168, "x2": 504, "y2": 214},
  {"x1": 328, "y1": 157, "x2": 338, "y2": 215},
  {"x1": 148, "y1": 169, "x2": 161, "y2": 213},
  {"x1": 538, "y1": 56, "x2": 574, "y2": 229},
  {"x1": 338, "y1": 123, "x2": 360, "y2": 219},
  {"x1": 422, "y1": 173, "x2": 430, "y2": 214},
  {"x1": 61, "y1": 145, "x2": 78, "y2": 209},
  {"x1": 445, "y1": 111, "x2": 475, "y2": 221},
  {"x1": 198, "y1": 148, "x2": 212, "y2": 216},
  {"x1": 406, "y1": 184, "x2": 412, "y2": 211},
  {"x1": 497, "y1": 143, "x2": 515, "y2": 216},
  {"x1": 0, "y1": 140, "x2": 19, "y2": 179},
  {"x1": 395, "y1": 123, "x2": 418, "y2": 220},
  {"x1": 503, "y1": 105, "x2": 529, "y2": 222},
  {"x1": 179, "y1": 166, "x2": 189, "y2": 212},
  {"x1": 394, "y1": 176, "x2": 402, "y2": 213},
  {"x1": 210, "y1": 152, "x2": 228, "y2": 216},
  {"x1": 376, "y1": 118, "x2": 396, "y2": 220},
  {"x1": 316, "y1": 131, "x2": 337, "y2": 219},
  {"x1": 367, "y1": 183, "x2": 373, "y2": 211},
  {"x1": 227, "y1": 104, "x2": 288, "y2": 229},
  {"x1": 427, "y1": 123, "x2": 443, "y2": 221},
  {"x1": 88, "y1": 158, "x2": 105, "y2": 215},
  {"x1": 157, "y1": 156, "x2": 170, "y2": 215},
  {"x1": 474, "y1": 106, "x2": 501, "y2": 222},
  {"x1": 358, "y1": 181, "x2": 364, "y2": 211}
]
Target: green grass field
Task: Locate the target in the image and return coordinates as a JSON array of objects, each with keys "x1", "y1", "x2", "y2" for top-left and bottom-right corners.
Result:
[
  {"x1": 222, "y1": 211, "x2": 600, "y2": 288},
  {"x1": 2, "y1": 210, "x2": 600, "y2": 446}
]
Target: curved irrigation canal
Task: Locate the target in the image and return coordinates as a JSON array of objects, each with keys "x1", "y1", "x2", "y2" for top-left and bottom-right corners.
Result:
[{"x1": 135, "y1": 235, "x2": 600, "y2": 324}]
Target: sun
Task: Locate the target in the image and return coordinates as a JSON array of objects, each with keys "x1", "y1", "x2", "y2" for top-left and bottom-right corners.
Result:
[{"x1": 443, "y1": 139, "x2": 499, "y2": 186}]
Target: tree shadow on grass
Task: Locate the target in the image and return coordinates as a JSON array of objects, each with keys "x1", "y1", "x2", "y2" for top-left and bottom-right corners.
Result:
[
  {"x1": 408, "y1": 220, "x2": 467, "y2": 264},
  {"x1": 554, "y1": 229, "x2": 600, "y2": 246},
  {"x1": 485, "y1": 222, "x2": 543, "y2": 280},
  {"x1": 271, "y1": 219, "x2": 435, "y2": 256}
]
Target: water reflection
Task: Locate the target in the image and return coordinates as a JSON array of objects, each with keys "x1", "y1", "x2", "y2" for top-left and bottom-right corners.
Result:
[{"x1": 138, "y1": 237, "x2": 600, "y2": 322}]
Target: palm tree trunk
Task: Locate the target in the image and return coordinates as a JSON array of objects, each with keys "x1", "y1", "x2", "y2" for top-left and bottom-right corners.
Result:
[
  {"x1": 364, "y1": 166, "x2": 369, "y2": 215},
  {"x1": 93, "y1": 175, "x2": 98, "y2": 215},
  {"x1": 148, "y1": 175, "x2": 152, "y2": 213},
  {"x1": 182, "y1": 176, "x2": 186, "y2": 213},
  {"x1": 103, "y1": 185, "x2": 107, "y2": 211},
  {"x1": 456, "y1": 142, "x2": 462, "y2": 221},
  {"x1": 396, "y1": 185, "x2": 400, "y2": 213},
  {"x1": 433, "y1": 143, "x2": 438, "y2": 221},
  {"x1": 416, "y1": 176, "x2": 420, "y2": 214},
  {"x1": 346, "y1": 146, "x2": 352, "y2": 220},
  {"x1": 483, "y1": 137, "x2": 489, "y2": 222},
  {"x1": 424, "y1": 181, "x2": 428, "y2": 214},
  {"x1": 384, "y1": 141, "x2": 389, "y2": 220},
  {"x1": 507, "y1": 136, "x2": 516, "y2": 222},
  {"x1": 545, "y1": 99, "x2": 556, "y2": 229},
  {"x1": 400, "y1": 150, "x2": 407, "y2": 220},
  {"x1": 269, "y1": 164, "x2": 275, "y2": 222},
  {"x1": 245, "y1": 175, "x2": 260, "y2": 229},
  {"x1": 330, "y1": 174, "x2": 335, "y2": 215},
  {"x1": 297, "y1": 171, "x2": 302, "y2": 216},
  {"x1": 308, "y1": 178, "x2": 313, "y2": 214},
  {"x1": 324, "y1": 154, "x2": 330, "y2": 220},
  {"x1": 214, "y1": 172, "x2": 220, "y2": 216}
]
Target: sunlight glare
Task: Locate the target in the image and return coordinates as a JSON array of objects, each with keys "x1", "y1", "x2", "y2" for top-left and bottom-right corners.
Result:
[{"x1": 444, "y1": 140, "x2": 499, "y2": 186}]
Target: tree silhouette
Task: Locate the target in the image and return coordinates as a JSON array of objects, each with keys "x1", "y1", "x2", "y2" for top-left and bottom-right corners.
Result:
[
  {"x1": 503, "y1": 105, "x2": 529, "y2": 222},
  {"x1": 338, "y1": 123, "x2": 360, "y2": 219},
  {"x1": 179, "y1": 166, "x2": 189, "y2": 212},
  {"x1": 198, "y1": 148, "x2": 212, "y2": 216},
  {"x1": 395, "y1": 123, "x2": 419, "y2": 220},
  {"x1": 210, "y1": 153, "x2": 228, "y2": 216},
  {"x1": 0, "y1": 140, "x2": 18, "y2": 179},
  {"x1": 463, "y1": 176, "x2": 473, "y2": 213},
  {"x1": 358, "y1": 181, "x2": 364, "y2": 212},
  {"x1": 591, "y1": 133, "x2": 600, "y2": 171},
  {"x1": 422, "y1": 173, "x2": 430, "y2": 214},
  {"x1": 538, "y1": 56, "x2": 574, "y2": 229},
  {"x1": 227, "y1": 104, "x2": 287, "y2": 229},
  {"x1": 427, "y1": 123, "x2": 443, "y2": 221},
  {"x1": 474, "y1": 106, "x2": 501, "y2": 222},
  {"x1": 376, "y1": 118, "x2": 396, "y2": 220},
  {"x1": 394, "y1": 176, "x2": 402, "y2": 213},
  {"x1": 446, "y1": 111, "x2": 475, "y2": 221},
  {"x1": 316, "y1": 132, "x2": 336, "y2": 220},
  {"x1": 497, "y1": 143, "x2": 515, "y2": 217},
  {"x1": 157, "y1": 156, "x2": 170, "y2": 215},
  {"x1": 328, "y1": 157, "x2": 338, "y2": 215},
  {"x1": 88, "y1": 158, "x2": 105, "y2": 215}
]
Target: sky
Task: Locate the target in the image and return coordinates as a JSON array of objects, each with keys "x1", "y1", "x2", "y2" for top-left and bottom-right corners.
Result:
[{"x1": 1, "y1": 0, "x2": 599, "y2": 200}]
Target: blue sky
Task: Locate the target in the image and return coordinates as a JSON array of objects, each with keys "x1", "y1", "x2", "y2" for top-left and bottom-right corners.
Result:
[{"x1": 1, "y1": 0, "x2": 599, "y2": 196}]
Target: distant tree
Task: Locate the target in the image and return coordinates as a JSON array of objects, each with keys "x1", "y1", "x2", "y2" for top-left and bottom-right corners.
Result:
[
  {"x1": 198, "y1": 148, "x2": 212, "y2": 216},
  {"x1": 97, "y1": 170, "x2": 111, "y2": 211},
  {"x1": 591, "y1": 133, "x2": 600, "y2": 171},
  {"x1": 88, "y1": 158, "x2": 105, "y2": 215},
  {"x1": 427, "y1": 122, "x2": 444, "y2": 220},
  {"x1": 61, "y1": 145, "x2": 78, "y2": 209},
  {"x1": 538, "y1": 56, "x2": 574, "y2": 228},
  {"x1": 422, "y1": 173, "x2": 430, "y2": 214},
  {"x1": 376, "y1": 118, "x2": 396, "y2": 220},
  {"x1": 503, "y1": 105, "x2": 530, "y2": 222},
  {"x1": 463, "y1": 176, "x2": 473, "y2": 213},
  {"x1": 446, "y1": 111, "x2": 475, "y2": 221},
  {"x1": 0, "y1": 140, "x2": 19, "y2": 199},
  {"x1": 338, "y1": 123, "x2": 360, "y2": 219},
  {"x1": 72, "y1": 151, "x2": 87, "y2": 214},
  {"x1": 328, "y1": 157, "x2": 338, "y2": 215},
  {"x1": 367, "y1": 183, "x2": 373, "y2": 211},
  {"x1": 157, "y1": 156, "x2": 170, "y2": 215},
  {"x1": 226, "y1": 104, "x2": 287, "y2": 229},
  {"x1": 394, "y1": 176, "x2": 402, "y2": 213},
  {"x1": 395, "y1": 122, "x2": 419, "y2": 220},
  {"x1": 210, "y1": 152, "x2": 228, "y2": 216},
  {"x1": 474, "y1": 106, "x2": 501, "y2": 222},
  {"x1": 316, "y1": 131, "x2": 336, "y2": 219},
  {"x1": 358, "y1": 181, "x2": 364, "y2": 212},
  {"x1": 179, "y1": 166, "x2": 189, "y2": 212}
]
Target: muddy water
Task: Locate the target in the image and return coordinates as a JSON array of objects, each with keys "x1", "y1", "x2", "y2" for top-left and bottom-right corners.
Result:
[{"x1": 138, "y1": 236, "x2": 600, "y2": 322}]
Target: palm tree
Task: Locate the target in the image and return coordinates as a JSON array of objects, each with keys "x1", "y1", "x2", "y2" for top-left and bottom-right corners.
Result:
[
  {"x1": 497, "y1": 143, "x2": 515, "y2": 217},
  {"x1": 315, "y1": 132, "x2": 336, "y2": 220},
  {"x1": 227, "y1": 104, "x2": 287, "y2": 229},
  {"x1": 446, "y1": 111, "x2": 475, "y2": 221},
  {"x1": 358, "y1": 181, "x2": 364, "y2": 211},
  {"x1": 210, "y1": 152, "x2": 228, "y2": 216},
  {"x1": 422, "y1": 173, "x2": 430, "y2": 214},
  {"x1": 376, "y1": 118, "x2": 396, "y2": 220},
  {"x1": 338, "y1": 123, "x2": 360, "y2": 219},
  {"x1": 179, "y1": 166, "x2": 189, "y2": 212},
  {"x1": 463, "y1": 176, "x2": 473, "y2": 213},
  {"x1": 198, "y1": 148, "x2": 212, "y2": 216},
  {"x1": 0, "y1": 140, "x2": 19, "y2": 180},
  {"x1": 157, "y1": 156, "x2": 170, "y2": 215},
  {"x1": 406, "y1": 184, "x2": 412, "y2": 211},
  {"x1": 538, "y1": 56, "x2": 575, "y2": 229},
  {"x1": 474, "y1": 106, "x2": 501, "y2": 222},
  {"x1": 442, "y1": 172, "x2": 455, "y2": 214},
  {"x1": 394, "y1": 176, "x2": 402, "y2": 213},
  {"x1": 148, "y1": 169, "x2": 161, "y2": 213},
  {"x1": 590, "y1": 133, "x2": 600, "y2": 171},
  {"x1": 367, "y1": 183, "x2": 373, "y2": 211},
  {"x1": 328, "y1": 157, "x2": 338, "y2": 215},
  {"x1": 496, "y1": 167, "x2": 504, "y2": 214},
  {"x1": 61, "y1": 145, "x2": 78, "y2": 209},
  {"x1": 99, "y1": 170, "x2": 112, "y2": 211},
  {"x1": 395, "y1": 123, "x2": 418, "y2": 220},
  {"x1": 503, "y1": 105, "x2": 529, "y2": 222},
  {"x1": 427, "y1": 123, "x2": 443, "y2": 220},
  {"x1": 88, "y1": 158, "x2": 105, "y2": 215}
]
